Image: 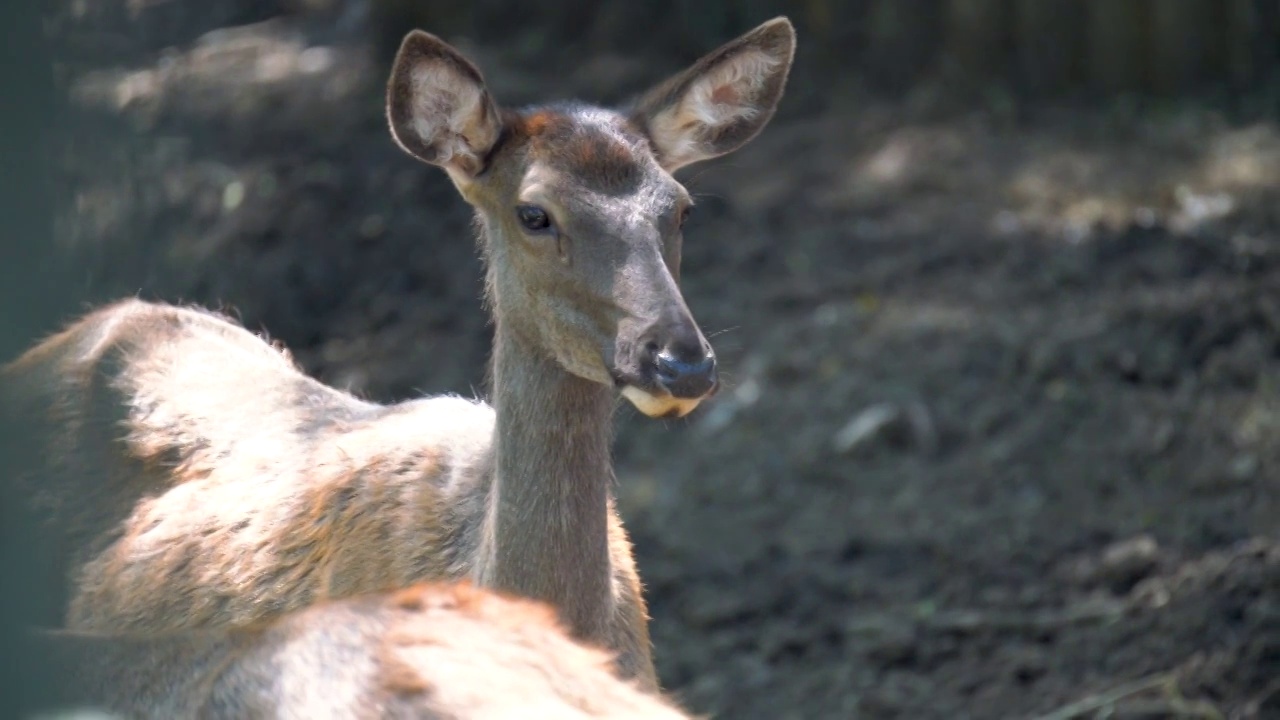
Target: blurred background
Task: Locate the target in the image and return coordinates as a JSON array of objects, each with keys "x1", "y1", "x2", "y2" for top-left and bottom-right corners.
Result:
[{"x1": 3, "y1": 0, "x2": 1280, "y2": 717}]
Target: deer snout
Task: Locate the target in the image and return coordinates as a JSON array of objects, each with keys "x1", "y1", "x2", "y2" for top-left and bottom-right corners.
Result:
[
  {"x1": 616, "y1": 319, "x2": 718, "y2": 419},
  {"x1": 649, "y1": 343, "x2": 717, "y2": 399}
]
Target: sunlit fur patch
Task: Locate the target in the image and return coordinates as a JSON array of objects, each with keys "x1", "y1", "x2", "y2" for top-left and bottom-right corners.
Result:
[{"x1": 620, "y1": 386, "x2": 703, "y2": 418}]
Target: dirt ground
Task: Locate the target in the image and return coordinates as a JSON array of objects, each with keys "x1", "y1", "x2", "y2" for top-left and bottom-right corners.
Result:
[{"x1": 42, "y1": 7, "x2": 1280, "y2": 719}]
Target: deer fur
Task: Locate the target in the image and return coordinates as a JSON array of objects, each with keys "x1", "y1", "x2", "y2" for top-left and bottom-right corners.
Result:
[
  {"x1": 2, "y1": 18, "x2": 795, "y2": 692},
  {"x1": 39, "y1": 582, "x2": 693, "y2": 719}
]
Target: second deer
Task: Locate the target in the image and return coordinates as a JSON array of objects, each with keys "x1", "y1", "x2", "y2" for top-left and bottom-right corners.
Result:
[
  {"x1": 3, "y1": 18, "x2": 795, "y2": 691},
  {"x1": 38, "y1": 582, "x2": 692, "y2": 719}
]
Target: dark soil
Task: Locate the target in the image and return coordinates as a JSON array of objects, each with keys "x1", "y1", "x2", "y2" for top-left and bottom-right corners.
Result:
[{"x1": 39, "y1": 7, "x2": 1280, "y2": 719}]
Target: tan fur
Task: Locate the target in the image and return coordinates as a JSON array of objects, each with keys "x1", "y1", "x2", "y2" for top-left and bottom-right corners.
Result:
[
  {"x1": 6, "y1": 301, "x2": 484, "y2": 627},
  {"x1": 3, "y1": 18, "x2": 795, "y2": 705},
  {"x1": 44, "y1": 583, "x2": 695, "y2": 719},
  {"x1": 5, "y1": 297, "x2": 669, "y2": 680}
]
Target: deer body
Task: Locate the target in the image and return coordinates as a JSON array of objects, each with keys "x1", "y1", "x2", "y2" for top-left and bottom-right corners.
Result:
[
  {"x1": 7, "y1": 297, "x2": 655, "y2": 683},
  {"x1": 4, "y1": 17, "x2": 794, "y2": 697}
]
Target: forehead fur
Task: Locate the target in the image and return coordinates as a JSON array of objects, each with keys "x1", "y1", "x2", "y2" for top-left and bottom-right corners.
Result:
[{"x1": 508, "y1": 103, "x2": 653, "y2": 196}]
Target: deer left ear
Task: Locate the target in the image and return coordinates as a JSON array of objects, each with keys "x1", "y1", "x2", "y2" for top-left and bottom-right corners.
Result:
[
  {"x1": 386, "y1": 30, "x2": 503, "y2": 181},
  {"x1": 629, "y1": 17, "x2": 795, "y2": 173}
]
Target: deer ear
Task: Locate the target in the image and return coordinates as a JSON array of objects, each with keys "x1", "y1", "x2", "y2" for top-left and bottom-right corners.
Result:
[
  {"x1": 629, "y1": 17, "x2": 795, "y2": 173},
  {"x1": 386, "y1": 30, "x2": 503, "y2": 179}
]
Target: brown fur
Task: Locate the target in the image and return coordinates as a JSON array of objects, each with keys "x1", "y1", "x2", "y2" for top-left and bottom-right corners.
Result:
[
  {"x1": 42, "y1": 583, "x2": 695, "y2": 719},
  {"x1": 512, "y1": 108, "x2": 646, "y2": 195},
  {"x1": 2, "y1": 17, "x2": 795, "y2": 700}
]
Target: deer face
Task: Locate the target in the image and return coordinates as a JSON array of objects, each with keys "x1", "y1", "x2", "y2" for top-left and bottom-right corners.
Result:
[{"x1": 386, "y1": 19, "x2": 794, "y2": 418}]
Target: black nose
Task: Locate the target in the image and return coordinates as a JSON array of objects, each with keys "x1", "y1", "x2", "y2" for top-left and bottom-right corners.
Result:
[{"x1": 654, "y1": 348, "x2": 717, "y2": 399}]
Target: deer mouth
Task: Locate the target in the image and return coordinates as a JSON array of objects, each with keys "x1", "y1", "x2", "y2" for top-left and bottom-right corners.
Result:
[
  {"x1": 619, "y1": 385, "x2": 708, "y2": 418},
  {"x1": 610, "y1": 334, "x2": 719, "y2": 418}
]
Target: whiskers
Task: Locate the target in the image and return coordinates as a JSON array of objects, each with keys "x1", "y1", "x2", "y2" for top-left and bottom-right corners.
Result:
[
  {"x1": 704, "y1": 325, "x2": 745, "y2": 356},
  {"x1": 705, "y1": 325, "x2": 740, "y2": 339}
]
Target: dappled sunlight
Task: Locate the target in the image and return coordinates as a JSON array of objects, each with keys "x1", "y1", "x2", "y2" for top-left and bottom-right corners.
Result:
[
  {"x1": 1003, "y1": 113, "x2": 1280, "y2": 241},
  {"x1": 1200, "y1": 124, "x2": 1280, "y2": 189},
  {"x1": 50, "y1": 17, "x2": 444, "y2": 395},
  {"x1": 70, "y1": 20, "x2": 371, "y2": 123},
  {"x1": 843, "y1": 125, "x2": 974, "y2": 199},
  {"x1": 1005, "y1": 148, "x2": 1144, "y2": 240},
  {"x1": 727, "y1": 102, "x2": 1280, "y2": 253}
]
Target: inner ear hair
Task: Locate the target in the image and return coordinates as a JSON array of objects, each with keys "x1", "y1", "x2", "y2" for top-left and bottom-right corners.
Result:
[
  {"x1": 386, "y1": 30, "x2": 503, "y2": 178},
  {"x1": 629, "y1": 17, "x2": 795, "y2": 172}
]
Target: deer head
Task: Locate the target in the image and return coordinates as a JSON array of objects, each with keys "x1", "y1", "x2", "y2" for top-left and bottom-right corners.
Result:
[{"x1": 386, "y1": 19, "x2": 795, "y2": 418}]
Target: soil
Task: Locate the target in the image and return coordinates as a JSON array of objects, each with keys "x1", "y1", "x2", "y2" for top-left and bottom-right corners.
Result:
[{"x1": 41, "y1": 7, "x2": 1280, "y2": 719}]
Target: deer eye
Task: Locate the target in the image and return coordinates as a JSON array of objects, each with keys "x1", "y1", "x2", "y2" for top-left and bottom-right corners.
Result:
[{"x1": 516, "y1": 205, "x2": 553, "y2": 233}]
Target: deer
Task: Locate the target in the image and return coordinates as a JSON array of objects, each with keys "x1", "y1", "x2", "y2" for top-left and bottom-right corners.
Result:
[
  {"x1": 2, "y1": 17, "x2": 795, "y2": 692},
  {"x1": 34, "y1": 582, "x2": 694, "y2": 719}
]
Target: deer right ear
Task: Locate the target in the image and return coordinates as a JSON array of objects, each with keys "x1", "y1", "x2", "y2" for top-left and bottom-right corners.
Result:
[
  {"x1": 386, "y1": 30, "x2": 503, "y2": 180},
  {"x1": 629, "y1": 17, "x2": 795, "y2": 173}
]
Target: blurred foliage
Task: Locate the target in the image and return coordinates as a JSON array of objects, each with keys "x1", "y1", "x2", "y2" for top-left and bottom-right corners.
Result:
[
  {"x1": 40, "y1": 0, "x2": 1280, "y2": 102},
  {"x1": 370, "y1": 0, "x2": 1280, "y2": 100},
  {"x1": 48, "y1": 0, "x2": 285, "y2": 65}
]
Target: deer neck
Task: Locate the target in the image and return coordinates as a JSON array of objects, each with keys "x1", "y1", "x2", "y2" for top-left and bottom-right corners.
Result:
[{"x1": 479, "y1": 321, "x2": 617, "y2": 644}]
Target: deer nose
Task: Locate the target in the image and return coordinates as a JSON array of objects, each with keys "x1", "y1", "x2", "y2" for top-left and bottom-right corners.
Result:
[{"x1": 653, "y1": 347, "x2": 717, "y2": 399}]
